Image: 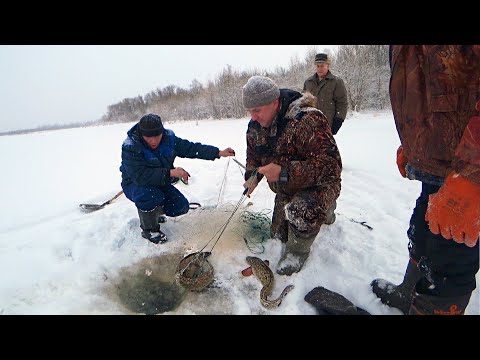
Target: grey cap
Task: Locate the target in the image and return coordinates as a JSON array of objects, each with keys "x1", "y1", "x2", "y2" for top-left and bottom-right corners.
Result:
[{"x1": 242, "y1": 76, "x2": 280, "y2": 109}]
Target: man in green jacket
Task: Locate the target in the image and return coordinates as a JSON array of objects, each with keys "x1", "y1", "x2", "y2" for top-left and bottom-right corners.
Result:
[{"x1": 303, "y1": 53, "x2": 348, "y2": 135}]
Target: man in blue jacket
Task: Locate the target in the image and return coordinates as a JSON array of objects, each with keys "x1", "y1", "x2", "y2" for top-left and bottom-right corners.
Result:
[{"x1": 120, "y1": 113, "x2": 235, "y2": 244}]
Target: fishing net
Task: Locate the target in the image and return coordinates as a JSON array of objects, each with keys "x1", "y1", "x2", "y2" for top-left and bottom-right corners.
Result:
[
  {"x1": 235, "y1": 209, "x2": 272, "y2": 254},
  {"x1": 171, "y1": 176, "x2": 273, "y2": 290},
  {"x1": 175, "y1": 251, "x2": 214, "y2": 292},
  {"x1": 173, "y1": 203, "x2": 272, "y2": 254}
]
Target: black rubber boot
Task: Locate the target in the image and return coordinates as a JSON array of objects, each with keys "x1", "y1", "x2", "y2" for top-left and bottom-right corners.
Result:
[
  {"x1": 157, "y1": 206, "x2": 167, "y2": 224},
  {"x1": 371, "y1": 258, "x2": 423, "y2": 314},
  {"x1": 409, "y1": 292, "x2": 472, "y2": 315},
  {"x1": 138, "y1": 207, "x2": 167, "y2": 244},
  {"x1": 305, "y1": 286, "x2": 371, "y2": 315}
]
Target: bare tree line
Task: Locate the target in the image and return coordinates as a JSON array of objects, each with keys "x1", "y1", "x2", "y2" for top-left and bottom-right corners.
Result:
[{"x1": 97, "y1": 45, "x2": 391, "y2": 124}]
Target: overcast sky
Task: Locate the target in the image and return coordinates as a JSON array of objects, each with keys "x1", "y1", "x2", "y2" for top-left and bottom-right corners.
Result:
[{"x1": 0, "y1": 45, "x2": 337, "y2": 133}]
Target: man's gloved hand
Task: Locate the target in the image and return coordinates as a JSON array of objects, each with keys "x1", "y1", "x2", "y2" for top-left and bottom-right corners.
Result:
[
  {"x1": 396, "y1": 145, "x2": 407, "y2": 178},
  {"x1": 331, "y1": 117, "x2": 344, "y2": 135},
  {"x1": 425, "y1": 172, "x2": 480, "y2": 247}
]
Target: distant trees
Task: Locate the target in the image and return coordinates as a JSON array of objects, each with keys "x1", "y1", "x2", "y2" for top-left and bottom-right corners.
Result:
[
  {"x1": 102, "y1": 96, "x2": 147, "y2": 123},
  {"x1": 334, "y1": 45, "x2": 390, "y2": 112},
  {"x1": 99, "y1": 45, "x2": 391, "y2": 124}
]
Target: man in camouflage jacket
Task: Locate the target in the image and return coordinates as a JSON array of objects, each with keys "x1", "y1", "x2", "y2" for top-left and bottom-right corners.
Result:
[{"x1": 242, "y1": 76, "x2": 342, "y2": 276}]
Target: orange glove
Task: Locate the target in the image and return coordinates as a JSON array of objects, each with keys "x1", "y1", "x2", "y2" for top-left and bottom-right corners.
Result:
[
  {"x1": 396, "y1": 145, "x2": 407, "y2": 178},
  {"x1": 425, "y1": 172, "x2": 480, "y2": 247}
]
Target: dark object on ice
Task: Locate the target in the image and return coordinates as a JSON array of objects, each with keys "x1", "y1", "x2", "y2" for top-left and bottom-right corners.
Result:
[
  {"x1": 304, "y1": 286, "x2": 371, "y2": 315},
  {"x1": 349, "y1": 218, "x2": 373, "y2": 230}
]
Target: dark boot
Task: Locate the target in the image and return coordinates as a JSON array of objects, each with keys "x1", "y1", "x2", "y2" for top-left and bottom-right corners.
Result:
[
  {"x1": 409, "y1": 292, "x2": 472, "y2": 315},
  {"x1": 370, "y1": 258, "x2": 423, "y2": 314},
  {"x1": 324, "y1": 200, "x2": 337, "y2": 225},
  {"x1": 305, "y1": 286, "x2": 371, "y2": 315},
  {"x1": 138, "y1": 207, "x2": 167, "y2": 244},
  {"x1": 157, "y1": 206, "x2": 167, "y2": 224},
  {"x1": 276, "y1": 225, "x2": 316, "y2": 276}
]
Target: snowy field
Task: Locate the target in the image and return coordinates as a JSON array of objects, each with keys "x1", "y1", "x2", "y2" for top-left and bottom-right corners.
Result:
[{"x1": 0, "y1": 111, "x2": 477, "y2": 315}]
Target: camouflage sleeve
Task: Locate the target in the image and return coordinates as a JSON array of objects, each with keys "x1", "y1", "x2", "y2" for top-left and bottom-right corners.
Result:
[
  {"x1": 284, "y1": 110, "x2": 342, "y2": 189},
  {"x1": 452, "y1": 47, "x2": 480, "y2": 185},
  {"x1": 453, "y1": 113, "x2": 480, "y2": 185},
  {"x1": 245, "y1": 122, "x2": 264, "y2": 182}
]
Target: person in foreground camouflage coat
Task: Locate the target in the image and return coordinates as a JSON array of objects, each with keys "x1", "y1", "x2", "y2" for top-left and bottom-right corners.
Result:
[
  {"x1": 241, "y1": 76, "x2": 342, "y2": 276},
  {"x1": 371, "y1": 45, "x2": 480, "y2": 315}
]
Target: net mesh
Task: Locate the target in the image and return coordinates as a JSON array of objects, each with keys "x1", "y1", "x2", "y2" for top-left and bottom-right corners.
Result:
[{"x1": 172, "y1": 203, "x2": 273, "y2": 290}]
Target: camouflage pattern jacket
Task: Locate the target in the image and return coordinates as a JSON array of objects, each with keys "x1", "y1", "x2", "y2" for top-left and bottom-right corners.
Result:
[
  {"x1": 390, "y1": 45, "x2": 480, "y2": 185},
  {"x1": 245, "y1": 89, "x2": 342, "y2": 196}
]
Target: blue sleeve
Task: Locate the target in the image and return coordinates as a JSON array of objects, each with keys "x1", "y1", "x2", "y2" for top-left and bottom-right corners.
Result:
[{"x1": 174, "y1": 136, "x2": 220, "y2": 160}]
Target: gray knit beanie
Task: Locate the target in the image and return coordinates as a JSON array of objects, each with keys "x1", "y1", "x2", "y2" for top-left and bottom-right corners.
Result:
[{"x1": 242, "y1": 76, "x2": 280, "y2": 109}]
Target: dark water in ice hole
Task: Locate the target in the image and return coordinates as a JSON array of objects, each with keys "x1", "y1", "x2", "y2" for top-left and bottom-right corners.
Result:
[{"x1": 112, "y1": 253, "x2": 187, "y2": 315}]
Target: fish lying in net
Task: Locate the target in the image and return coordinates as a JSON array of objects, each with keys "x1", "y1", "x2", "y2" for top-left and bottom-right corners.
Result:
[{"x1": 175, "y1": 252, "x2": 214, "y2": 292}]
